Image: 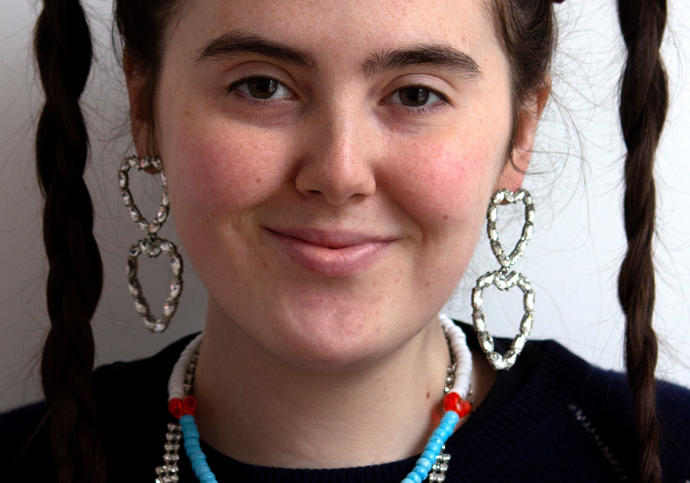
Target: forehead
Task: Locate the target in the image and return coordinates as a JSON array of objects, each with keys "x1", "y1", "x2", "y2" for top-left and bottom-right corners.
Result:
[{"x1": 166, "y1": 0, "x2": 502, "y2": 69}]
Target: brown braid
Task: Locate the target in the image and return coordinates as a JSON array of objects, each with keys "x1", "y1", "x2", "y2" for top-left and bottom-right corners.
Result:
[
  {"x1": 615, "y1": 1, "x2": 668, "y2": 482},
  {"x1": 34, "y1": 1, "x2": 105, "y2": 482}
]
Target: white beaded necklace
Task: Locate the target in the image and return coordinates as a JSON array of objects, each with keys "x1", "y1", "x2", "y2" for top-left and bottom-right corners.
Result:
[{"x1": 155, "y1": 314, "x2": 473, "y2": 483}]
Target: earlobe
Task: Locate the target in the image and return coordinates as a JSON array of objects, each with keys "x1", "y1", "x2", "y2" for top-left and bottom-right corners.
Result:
[
  {"x1": 497, "y1": 80, "x2": 551, "y2": 192},
  {"x1": 123, "y1": 51, "x2": 153, "y2": 157}
]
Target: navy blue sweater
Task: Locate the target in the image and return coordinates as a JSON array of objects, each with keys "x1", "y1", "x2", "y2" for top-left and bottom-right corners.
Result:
[{"x1": 2, "y1": 328, "x2": 690, "y2": 482}]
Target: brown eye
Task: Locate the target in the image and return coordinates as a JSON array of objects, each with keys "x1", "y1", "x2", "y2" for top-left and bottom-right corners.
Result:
[
  {"x1": 389, "y1": 85, "x2": 448, "y2": 111},
  {"x1": 246, "y1": 77, "x2": 279, "y2": 99},
  {"x1": 398, "y1": 86, "x2": 431, "y2": 106},
  {"x1": 229, "y1": 76, "x2": 293, "y2": 101}
]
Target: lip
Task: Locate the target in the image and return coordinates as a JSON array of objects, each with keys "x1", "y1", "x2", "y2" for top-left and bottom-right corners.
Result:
[{"x1": 266, "y1": 228, "x2": 395, "y2": 277}]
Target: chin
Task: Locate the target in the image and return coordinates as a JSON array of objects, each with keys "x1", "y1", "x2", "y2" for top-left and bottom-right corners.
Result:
[{"x1": 264, "y1": 309, "x2": 397, "y2": 373}]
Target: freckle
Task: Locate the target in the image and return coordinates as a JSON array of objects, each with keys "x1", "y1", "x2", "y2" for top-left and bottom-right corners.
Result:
[
  {"x1": 443, "y1": 215, "x2": 449, "y2": 220},
  {"x1": 256, "y1": 177, "x2": 262, "y2": 184}
]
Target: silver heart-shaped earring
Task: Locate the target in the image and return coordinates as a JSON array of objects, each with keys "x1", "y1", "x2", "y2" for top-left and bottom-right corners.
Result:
[
  {"x1": 119, "y1": 155, "x2": 183, "y2": 333},
  {"x1": 471, "y1": 188, "x2": 535, "y2": 370}
]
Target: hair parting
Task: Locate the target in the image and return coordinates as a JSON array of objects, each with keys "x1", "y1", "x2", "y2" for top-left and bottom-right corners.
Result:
[{"x1": 34, "y1": 0, "x2": 106, "y2": 482}]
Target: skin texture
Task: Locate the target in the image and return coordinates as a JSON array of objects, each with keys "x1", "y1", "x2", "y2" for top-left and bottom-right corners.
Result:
[{"x1": 128, "y1": 0, "x2": 545, "y2": 469}]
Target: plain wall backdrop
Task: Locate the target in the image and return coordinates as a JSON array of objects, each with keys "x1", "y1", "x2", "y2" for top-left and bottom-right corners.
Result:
[{"x1": 1, "y1": 1, "x2": 689, "y2": 411}]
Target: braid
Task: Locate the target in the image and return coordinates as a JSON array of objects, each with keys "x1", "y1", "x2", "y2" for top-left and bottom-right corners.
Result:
[
  {"x1": 615, "y1": 1, "x2": 668, "y2": 481},
  {"x1": 34, "y1": 1, "x2": 105, "y2": 482}
]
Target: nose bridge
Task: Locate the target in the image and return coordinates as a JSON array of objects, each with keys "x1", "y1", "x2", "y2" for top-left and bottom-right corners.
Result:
[
  {"x1": 326, "y1": 102, "x2": 360, "y2": 173},
  {"x1": 295, "y1": 96, "x2": 376, "y2": 204}
]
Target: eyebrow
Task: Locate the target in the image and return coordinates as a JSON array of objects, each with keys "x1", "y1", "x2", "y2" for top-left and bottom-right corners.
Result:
[
  {"x1": 195, "y1": 32, "x2": 481, "y2": 78},
  {"x1": 195, "y1": 32, "x2": 316, "y2": 69},
  {"x1": 363, "y1": 45, "x2": 481, "y2": 78}
]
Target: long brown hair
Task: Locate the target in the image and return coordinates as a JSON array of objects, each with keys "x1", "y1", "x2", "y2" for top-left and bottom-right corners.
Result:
[{"x1": 34, "y1": 1, "x2": 104, "y2": 482}]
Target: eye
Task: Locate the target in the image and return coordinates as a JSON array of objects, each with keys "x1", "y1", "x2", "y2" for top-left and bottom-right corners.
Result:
[
  {"x1": 228, "y1": 76, "x2": 293, "y2": 100},
  {"x1": 389, "y1": 86, "x2": 447, "y2": 108}
]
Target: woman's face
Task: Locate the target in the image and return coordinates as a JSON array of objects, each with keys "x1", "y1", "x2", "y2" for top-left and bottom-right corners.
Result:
[{"x1": 132, "y1": 0, "x2": 537, "y2": 369}]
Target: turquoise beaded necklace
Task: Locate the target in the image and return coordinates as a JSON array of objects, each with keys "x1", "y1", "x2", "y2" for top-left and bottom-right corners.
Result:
[{"x1": 155, "y1": 314, "x2": 473, "y2": 483}]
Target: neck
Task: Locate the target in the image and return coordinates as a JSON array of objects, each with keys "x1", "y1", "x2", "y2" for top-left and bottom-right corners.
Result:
[{"x1": 193, "y1": 302, "x2": 455, "y2": 469}]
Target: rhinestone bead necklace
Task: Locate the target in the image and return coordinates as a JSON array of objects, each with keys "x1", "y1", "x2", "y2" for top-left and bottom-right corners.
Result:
[{"x1": 155, "y1": 314, "x2": 473, "y2": 483}]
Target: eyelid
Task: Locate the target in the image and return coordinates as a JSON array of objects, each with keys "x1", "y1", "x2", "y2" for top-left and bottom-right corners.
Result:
[
  {"x1": 383, "y1": 85, "x2": 451, "y2": 114},
  {"x1": 227, "y1": 76, "x2": 297, "y2": 102},
  {"x1": 394, "y1": 86, "x2": 447, "y2": 103},
  {"x1": 221, "y1": 59, "x2": 302, "y2": 97},
  {"x1": 382, "y1": 72, "x2": 454, "y2": 102}
]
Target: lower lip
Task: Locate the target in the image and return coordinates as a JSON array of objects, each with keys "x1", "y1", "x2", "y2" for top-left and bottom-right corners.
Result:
[{"x1": 267, "y1": 231, "x2": 393, "y2": 277}]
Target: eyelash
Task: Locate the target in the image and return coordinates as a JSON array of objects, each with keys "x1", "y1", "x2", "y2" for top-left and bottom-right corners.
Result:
[
  {"x1": 386, "y1": 85, "x2": 450, "y2": 114},
  {"x1": 226, "y1": 76, "x2": 450, "y2": 113},
  {"x1": 226, "y1": 77, "x2": 295, "y2": 105}
]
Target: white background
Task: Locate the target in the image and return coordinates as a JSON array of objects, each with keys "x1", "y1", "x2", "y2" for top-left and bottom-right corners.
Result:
[{"x1": 1, "y1": 1, "x2": 689, "y2": 411}]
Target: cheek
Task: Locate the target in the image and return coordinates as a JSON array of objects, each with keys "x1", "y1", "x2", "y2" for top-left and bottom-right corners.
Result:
[
  {"x1": 161, "y1": 117, "x2": 289, "y2": 216},
  {"x1": 385, "y1": 132, "x2": 503, "y2": 233}
]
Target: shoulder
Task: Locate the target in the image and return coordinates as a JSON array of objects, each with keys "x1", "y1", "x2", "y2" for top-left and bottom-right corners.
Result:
[
  {"x1": 535, "y1": 338, "x2": 690, "y2": 419},
  {"x1": 91, "y1": 332, "x2": 197, "y2": 403},
  {"x1": 0, "y1": 400, "x2": 51, "y2": 480},
  {"x1": 528, "y1": 338, "x2": 690, "y2": 480},
  {"x1": 450, "y1": 322, "x2": 690, "y2": 481},
  {"x1": 0, "y1": 333, "x2": 197, "y2": 481},
  {"x1": 93, "y1": 334, "x2": 197, "y2": 480}
]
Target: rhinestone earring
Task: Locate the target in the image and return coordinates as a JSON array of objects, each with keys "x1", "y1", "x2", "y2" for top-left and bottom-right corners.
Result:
[
  {"x1": 471, "y1": 188, "x2": 535, "y2": 370},
  {"x1": 119, "y1": 155, "x2": 183, "y2": 333}
]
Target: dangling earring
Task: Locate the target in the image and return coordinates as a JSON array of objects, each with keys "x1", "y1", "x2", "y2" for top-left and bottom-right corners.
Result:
[
  {"x1": 471, "y1": 188, "x2": 535, "y2": 370},
  {"x1": 119, "y1": 155, "x2": 183, "y2": 333}
]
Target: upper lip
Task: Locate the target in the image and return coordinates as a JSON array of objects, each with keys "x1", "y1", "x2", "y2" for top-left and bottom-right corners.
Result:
[{"x1": 267, "y1": 228, "x2": 395, "y2": 248}]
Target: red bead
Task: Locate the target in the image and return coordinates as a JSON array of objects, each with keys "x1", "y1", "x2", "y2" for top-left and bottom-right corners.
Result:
[
  {"x1": 443, "y1": 392, "x2": 460, "y2": 412},
  {"x1": 168, "y1": 398, "x2": 184, "y2": 419},
  {"x1": 443, "y1": 391, "x2": 472, "y2": 418},
  {"x1": 458, "y1": 399, "x2": 472, "y2": 418},
  {"x1": 168, "y1": 396, "x2": 198, "y2": 418},
  {"x1": 182, "y1": 395, "x2": 198, "y2": 415}
]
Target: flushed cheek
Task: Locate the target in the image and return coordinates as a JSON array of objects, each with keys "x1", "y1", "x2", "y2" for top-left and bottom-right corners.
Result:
[
  {"x1": 385, "y1": 137, "x2": 502, "y2": 237},
  {"x1": 382, "y1": 138, "x2": 502, "y2": 294},
  {"x1": 160, "y1": 120, "x2": 295, "y2": 290},
  {"x1": 163, "y1": 119, "x2": 291, "y2": 217}
]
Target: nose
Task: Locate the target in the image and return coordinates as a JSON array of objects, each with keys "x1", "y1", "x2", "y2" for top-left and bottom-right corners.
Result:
[{"x1": 294, "y1": 103, "x2": 376, "y2": 205}]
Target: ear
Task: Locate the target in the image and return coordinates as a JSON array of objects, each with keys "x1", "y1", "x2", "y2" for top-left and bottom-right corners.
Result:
[
  {"x1": 495, "y1": 80, "x2": 551, "y2": 192},
  {"x1": 124, "y1": 51, "x2": 153, "y2": 158}
]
